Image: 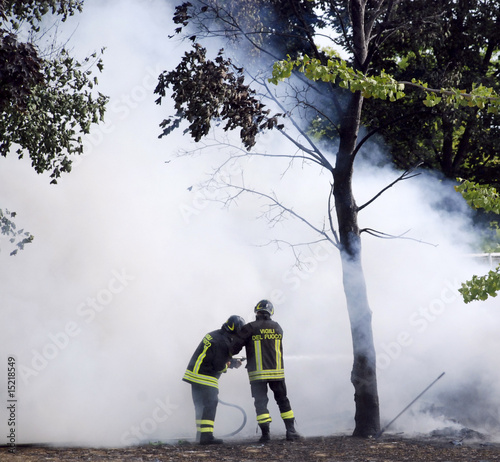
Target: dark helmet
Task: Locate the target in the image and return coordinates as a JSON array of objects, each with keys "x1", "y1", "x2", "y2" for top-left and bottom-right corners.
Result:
[
  {"x1": 222, "y1": 315, "x2": 245, "y2": 334},
  {"x1": 254, "y1": 299, "x2": 274, "y2": 316}
]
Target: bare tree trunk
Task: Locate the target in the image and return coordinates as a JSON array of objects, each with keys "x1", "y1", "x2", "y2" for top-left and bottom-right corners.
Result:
[
  {"x1": 341, "y1": 250, "x2": 380, "y2": 437},
  {"x1": 334, "y1": 88, "x2": 380, "y2": 437}
]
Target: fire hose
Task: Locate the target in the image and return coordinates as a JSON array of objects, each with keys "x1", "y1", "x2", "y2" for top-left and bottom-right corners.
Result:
[
  {"x1": 218, "y1": 398, "x2": 248, "y2": 437},
  {"x1": 217, "y1": 356, "x2": 248, "y2": 437}
]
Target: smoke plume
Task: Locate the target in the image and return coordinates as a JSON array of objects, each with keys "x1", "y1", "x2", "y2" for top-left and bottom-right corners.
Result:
[{"x1": 1, "y1": 0, "x2": 499, "y2": 447}]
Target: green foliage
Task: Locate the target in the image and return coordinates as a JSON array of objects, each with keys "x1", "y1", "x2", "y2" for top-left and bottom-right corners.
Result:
[
  {"x1": 1, "y1": 1, "x2": 84, "y2": 30},
  {"x1": 270, "y1": 54, "x2": 406, "y2": 102},
  {"x1": 455, "y1": 180, "x2": 500, "y2": 303},
  {"x1": 0, "y1": 47, "x2": 108, "y2": 183},
  {"x1": 482, "y1": 222, "x2": 500, "y2": 253},
  {"x1": 455, "y1": 180, "x2": 500, "y2": 214},
  {"x1": 0, "y1": 209, "x2": 34, "y2": 256},
  {"x1": 355, "y1": 0, "x2": 500, "y2": 186},
  {"x1": 0, "y1": 0, "x2": 107, "y2": 254},
  {"x1": 455, "y1": 179, "x2": 500, "y2": 252},
  {"x1": 459, "y1": 268, "x2": 500, "y2": 304},
  {"x1": 0, "y1": 0, "x2": 108, "y2": 184},
  {"x1": 270, "y1": 54, "x2": 500, "y2": 112}
]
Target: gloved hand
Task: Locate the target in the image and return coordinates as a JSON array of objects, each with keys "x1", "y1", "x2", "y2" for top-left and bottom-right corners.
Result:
[{"x1": 228, "y1": 358, "x2": 243, "y2": 369}]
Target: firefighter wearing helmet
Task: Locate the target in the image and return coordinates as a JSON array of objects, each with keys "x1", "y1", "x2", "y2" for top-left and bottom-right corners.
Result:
[
  {"x1": 232, "y1": 300, "x2": 300, "y2": 442},
  {"x1": 182, "y1": 315, "x2": 245, "y2": 445}
]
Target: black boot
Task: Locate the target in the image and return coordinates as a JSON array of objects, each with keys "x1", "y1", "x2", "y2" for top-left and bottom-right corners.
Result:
[
  {"x1": 199, "y1": 432, "x2": 223, "y2": 445},
  {"x1": 258, "y1": 423, "x2": 270, "y2": 443},
  {"x1": 284, "y1": 418, "x2": 301, "y2": 441}
]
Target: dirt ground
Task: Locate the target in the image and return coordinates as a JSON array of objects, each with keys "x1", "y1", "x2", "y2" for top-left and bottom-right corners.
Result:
[{"x1": 1, "y1": 433, "x2": 500, "y2": 462}]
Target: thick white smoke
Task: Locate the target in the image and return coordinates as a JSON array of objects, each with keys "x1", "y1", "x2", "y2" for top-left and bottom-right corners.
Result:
[{"x1": 1, "y1": 0, "x2": 499, "y2": 447}]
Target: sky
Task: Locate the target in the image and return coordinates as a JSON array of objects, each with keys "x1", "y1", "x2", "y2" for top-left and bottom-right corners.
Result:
[{"x1": 1, "y1": 0, "x2": 500, "y2": 447}]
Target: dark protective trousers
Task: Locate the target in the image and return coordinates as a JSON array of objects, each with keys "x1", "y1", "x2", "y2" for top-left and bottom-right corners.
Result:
[
  {"x1": 191, "y1": 383, "x2": 219, "y2": 438},
  {"x1": 250, "y1": 380, "x2": 294, "y2": 424}
]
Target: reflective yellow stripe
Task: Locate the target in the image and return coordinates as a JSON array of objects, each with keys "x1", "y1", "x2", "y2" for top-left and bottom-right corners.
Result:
[
  {"x1": 257, "y1": 413, "x2": 272, "y2": 423},
  {"x1": 197, "y1": 420, "x2": 215, "y2": 426},
  {"x1": 275, "y1": 339, "x2": 282, "y2": 370},
  {"x1": 196, "y1": 419, "x2": 214, "y2": 432},
  {"x1": 254, "y1": 339, "x2": 262, "y2": 372},
  {"x1": 193, "y1": 344, "x2": 210, "y2": 373},
  {"x1": 200, "y1": 427, "x2": 214, "y2": 432},
  {"x1": 248, "y1": 369, "x2": 285, "y2": 381},
  {"x1": 183, "y1": 370, "x2": 219, "y2": 388},
  {"x1": 281, "y1": 410, "x2": 294, "y2": 420}
]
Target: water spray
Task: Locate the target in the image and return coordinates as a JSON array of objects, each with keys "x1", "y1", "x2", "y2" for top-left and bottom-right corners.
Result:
[{"x1": 375, "y1": 372, "x2": 445, "y2": 439}]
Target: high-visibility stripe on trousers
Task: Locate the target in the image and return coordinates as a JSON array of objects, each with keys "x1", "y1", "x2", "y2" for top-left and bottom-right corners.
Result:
[
  {"x1": 251, "y1": 380, "x2": 293, "y2": 423},
  {"x1": 281, "y1": 410, "x2": 294, "y2": 420},
  {"x1": 196, "y1": 419, "x2": 215, "y2": 433},
  {"x1": 191, "y1": 383, "x2": 219, "y2": 438},
  {"x1": 257, "y1": 413, "x2": 272, "y2": 424}
]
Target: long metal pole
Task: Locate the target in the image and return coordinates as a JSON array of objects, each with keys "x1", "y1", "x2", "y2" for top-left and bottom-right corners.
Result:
[{"x1": 375, "y1": 372, "x2": 445, "y2": 439}]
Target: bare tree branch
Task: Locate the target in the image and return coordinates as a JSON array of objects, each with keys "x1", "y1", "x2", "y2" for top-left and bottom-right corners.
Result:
[
  {"x1": 360, "y1": 227, "x2": 438, "y2": 247},
  {"x1": 259, "y1": 77, "x2": 335, "y2": 171},
  {"x1": 216, "y1": 181, "x2": 340, "y2": 250},
  {"x1": 328, "y1": 182, "x2": 340, "y2": 246},
  {"x1": 257, "y1": 237, "x2": 335, "y2": 269},
  {"x1": 357, "y1": 162, "x2": 422, "y2": 212}
]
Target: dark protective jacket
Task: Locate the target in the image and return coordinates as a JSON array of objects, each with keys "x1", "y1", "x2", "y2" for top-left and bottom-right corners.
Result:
[
  {"x1": 182, "y1": 328, "x2": 233, "y2": 389},
  {"x1": 232, "y1": 314, "x2": 285, "y2": 382}
]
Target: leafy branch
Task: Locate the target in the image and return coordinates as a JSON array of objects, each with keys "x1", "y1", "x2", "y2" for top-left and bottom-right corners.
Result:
[
  {"x1": 460, "y1": 268, "x2": 500, "y2": 304},
  {"x1": 455, "y1": 180, "x2": 500, "y2": 215},
  {"x1": 0, "y1": 209, "x2": 34, "y2": 256},
  {"x1": 455, "y1": 179, "x2": 500, "y2": 304},
  {"x1": 270, "y1": 54, "x2": 500, "y2": 113},
  {"x1": 155, "y1": 44, "x2": 284, "y2": 150}
]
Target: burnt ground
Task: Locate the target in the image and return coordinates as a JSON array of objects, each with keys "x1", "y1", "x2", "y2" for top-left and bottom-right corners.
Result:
[{"x1": 1, "y1": 433, "x2": 500, "y2": 462}]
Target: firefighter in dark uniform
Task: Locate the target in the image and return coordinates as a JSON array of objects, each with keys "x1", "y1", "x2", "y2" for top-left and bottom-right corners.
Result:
[
  {"x1": 183, "y1": 315, "x2": 245, "y2": 445},
  {"x1": 232, "y1": 300, "x2": 300, "y2": 443}
]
